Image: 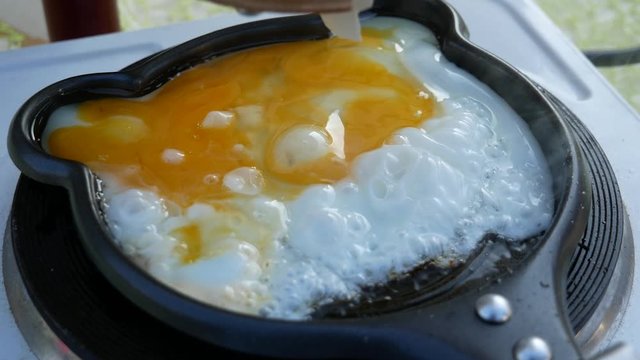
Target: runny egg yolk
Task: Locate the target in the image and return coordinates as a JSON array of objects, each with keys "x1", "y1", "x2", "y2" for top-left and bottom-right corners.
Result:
[{"x1": 48, "y1": 28, "x2": 435, "y2": 208}]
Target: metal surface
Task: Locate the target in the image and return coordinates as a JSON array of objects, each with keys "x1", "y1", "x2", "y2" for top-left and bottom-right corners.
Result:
[
  {"x1": 513, "y1": 337, "x2": 552, "y2": 360},
  {"x1": 1, "y1": 0, "x2": 640, "y2": 358},
  {"x1": 475, "y1": 294, "x2": 512, "y2": 324},
  {"x1": 575, "y1": 213, "x2": 635, "y2": 356},
  {"x1": 2, "y1": 225, "x2": 80, "y2": 360}
]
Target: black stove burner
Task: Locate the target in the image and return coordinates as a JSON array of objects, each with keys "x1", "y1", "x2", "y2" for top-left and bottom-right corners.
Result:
[
  {"x1": 6, "y1": 94, "x2": 624, "y2": 359},
  {"x1": 544, "y1": 92, "x2": 624, "y2": 331}
]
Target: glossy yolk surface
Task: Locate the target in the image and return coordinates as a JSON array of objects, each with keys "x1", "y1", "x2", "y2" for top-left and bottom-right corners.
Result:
[{"x1": 48, "y1": 28, "x2": 435, "y2": 208}]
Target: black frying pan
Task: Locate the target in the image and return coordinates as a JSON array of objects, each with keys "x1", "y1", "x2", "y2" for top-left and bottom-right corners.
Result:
[{"x1": 8, "y1": 0, "x2": 590, "y2": 358}]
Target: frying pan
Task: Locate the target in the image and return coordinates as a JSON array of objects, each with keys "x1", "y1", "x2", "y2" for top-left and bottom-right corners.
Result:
[{"x1": 8, "y1": 0, "x2": 590, "y2": 358}]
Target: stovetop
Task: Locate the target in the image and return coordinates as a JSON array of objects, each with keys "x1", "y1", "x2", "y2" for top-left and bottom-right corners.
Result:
[{"x1": 1, "y1": 0, "x2": 639, "y2": 359}]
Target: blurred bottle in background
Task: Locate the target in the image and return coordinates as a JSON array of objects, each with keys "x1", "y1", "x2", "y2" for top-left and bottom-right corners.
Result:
[{"x1": 42, "y1": 0, "x2": 120, "y2": 41}]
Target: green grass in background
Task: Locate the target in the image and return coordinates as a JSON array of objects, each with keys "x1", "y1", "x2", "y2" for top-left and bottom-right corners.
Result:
[
  {"x1": 0, "y1": 22, "x2": 26, "y2": 50},
  {"x1": 536, "y1": 0, "x2": 640, "y2": 112}
]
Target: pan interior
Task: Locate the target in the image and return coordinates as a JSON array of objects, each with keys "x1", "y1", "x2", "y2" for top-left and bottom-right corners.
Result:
[{"x1": 36, "y1": 16, "x2": 559, "y2": 321}]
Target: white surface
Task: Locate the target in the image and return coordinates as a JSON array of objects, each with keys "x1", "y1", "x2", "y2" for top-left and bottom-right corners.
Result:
[{"x1": 0, "y1": 0, "x2": 639, "y2": 358}]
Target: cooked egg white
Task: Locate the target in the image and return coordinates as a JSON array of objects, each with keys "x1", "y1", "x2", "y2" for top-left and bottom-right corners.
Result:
[{"x1": 45, "y1": 17, "x2": 553, "y2": 319}]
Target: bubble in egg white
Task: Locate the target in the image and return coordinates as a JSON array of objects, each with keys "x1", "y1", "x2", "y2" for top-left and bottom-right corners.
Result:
[
  {"x1": 223, "y1": 167, "x2": 264, "y2": 195},
  {"x1": 201, "y1": 110, "x2": 235, "y2": 129},
  {"x1": 162, "y1": 148, "x2": 186, "y2": 165},
  {"x1": 232, "y1": 144, "x2": 245, "y2": 154},
  {"x1": 203, "y1": 173, "x2": 220, "y2": 185},
  {"x1": 272, "y1": 125, "x2": 332, "y2": 171}
]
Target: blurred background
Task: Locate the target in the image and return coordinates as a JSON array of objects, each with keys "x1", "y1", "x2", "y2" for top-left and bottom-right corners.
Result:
[{"x1": 0, "y1": 0, "x2": 638, "y2": 112}]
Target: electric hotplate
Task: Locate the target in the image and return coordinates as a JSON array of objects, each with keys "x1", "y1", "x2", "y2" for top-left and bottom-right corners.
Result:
[{"x1": 3, "y1": 90, "x2": 632, "y2": 359}]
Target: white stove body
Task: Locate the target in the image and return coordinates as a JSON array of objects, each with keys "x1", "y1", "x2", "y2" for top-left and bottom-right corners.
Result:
[{"x1": 1, "y1": 1, "x2": 639, "y2": 358}]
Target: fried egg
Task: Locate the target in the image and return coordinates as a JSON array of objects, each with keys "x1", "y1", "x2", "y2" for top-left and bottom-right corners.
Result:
[{"x1": 44, "y1": 17, "x2": 554, "y2": 319}]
